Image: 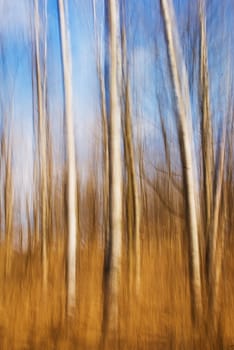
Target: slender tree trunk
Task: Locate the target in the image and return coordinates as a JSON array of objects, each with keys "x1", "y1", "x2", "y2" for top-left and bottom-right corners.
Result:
[
  {"x1": 123, "y1": 80, "x2": 141, "y2": 293},
  {"x1": 4, "y1": 133, "x2": 13, "y2": 277},
  {"x1": 26, "y1": 197, "x2": 32, "y2": 254},
  {"x1": 92, "y1": 0, "x2": 110, "y2": 264},
  {"x1": 58, "y1": 0, "x2": 78, "y2": 316},
  {"x1": 120, "y1": 14, "x2": 141, "y2": 294},
  {"x1": 103, "y1": 0, "x2": 122, "y2": 342},
  {"x1": 34, "y1": 0, "x2": 48, "y2": 291},
  {"x1": 199, "y1": 0, "x2": 214, "y2": 244},
  {"x1": 208, "y1": 119, "x2": 227, "y2": 332},
  {"x1": 160, "y1": 0, "x2": 202, "y2": 322}
]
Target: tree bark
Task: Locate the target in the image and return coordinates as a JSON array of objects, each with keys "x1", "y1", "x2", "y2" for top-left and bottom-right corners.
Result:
[
  {"x1": 34, "y1": 0, "x2": 48, "y2": 291},
  {"x1": 103, "y1": 0, "x2": 122, "y2": 343},
  {"x1": 58, "y1": 0, "x2": 78, "y2": 316},
  {"x1": 160, "y1": 0, "x2": 202, "y2": 322}
]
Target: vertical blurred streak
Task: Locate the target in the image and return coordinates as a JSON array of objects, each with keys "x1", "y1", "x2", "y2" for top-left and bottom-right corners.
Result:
[
  {"x1": 130, "y1": 81, "x2": 141, "y2": 293},
  {"x1": 3, "y1": 124, "x2": 13, "y2": 277},
  {"x1": 42, "y1": 0, "x2": 48, "y2": 115},
  {"x1": 43, "y1": 0, "x2": 54, "y2": 247},
  {"x1": 160, "y1": 0, "x2": 202, "y2": 322},
  {"x1": 226, "y1": 107, "x2": 234, "y2": 228},
  {"x1": 32, "y1": 159, "x2": 39, "y2": 248},
  {"x1": 122, "y1": 81, "x2": 134, "y2": 294},
  {"x1": 209, "y1": 131, "x2": 226, "y2": 330},
  {"x1": 121, "y1": 7, "x2": 141, "y2": 295},
  {"x1": 159, "y1": 113, "x2": 184, "y2": 199},
  {"x1": 208, "y1": 79, "x2": 230, "y2": 333},
  {"x1": 138, "y1": 134, "x2": 148, "y2": 238},
  {"x1": 31, "y1": 11, "x2": 39, "y2": 249},
  {"x1": 198, "y1": 0, "x2": 227, "y2": 333},
  {"x1": 102, "y1": 0, "x2": 122, "y2": 343},
  {"x1": 199, "y1": 0, "x2": 214, "y2": 247},
  {"x1": 42, "y1": 0, "x2": 54, "y2": 246},
  {"x1": 26, "y1": 196, "x2": 32, "y2": 254},
  {"x1": 34, "y1": 0, "x2": 48, "y2": 291},
  {"x1": 57, "y1": 0, "x2": 78, "y2": 316},
  {"x1": 92, "y1": 0, "x2": 110, "y2": 265}
]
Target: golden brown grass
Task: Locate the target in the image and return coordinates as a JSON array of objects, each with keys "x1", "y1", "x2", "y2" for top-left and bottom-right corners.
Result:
[{"x1": 0, "y1": 229, "x2": 233, "y2": 349}]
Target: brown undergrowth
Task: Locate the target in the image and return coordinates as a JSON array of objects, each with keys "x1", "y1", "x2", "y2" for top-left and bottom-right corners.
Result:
[{"x1": 0, "y1": 229, "x2": 233, "y2": 349}]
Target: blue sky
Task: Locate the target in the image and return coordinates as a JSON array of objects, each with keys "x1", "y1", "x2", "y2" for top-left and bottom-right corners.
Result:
[{"x1": 0, "y1": 0, "x2": 233, "y2": 201}]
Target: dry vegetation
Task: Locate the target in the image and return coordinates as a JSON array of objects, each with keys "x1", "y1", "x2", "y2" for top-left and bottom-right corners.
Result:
[
  {"x1": 0, "y1": 218, "x2": 234, "y2": 349},
  {"x1": 0, "y1": 0, "x2": 233, "y2": 348}
]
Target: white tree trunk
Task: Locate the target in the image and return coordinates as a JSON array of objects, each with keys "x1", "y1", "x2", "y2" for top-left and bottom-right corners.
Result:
[
  {"x1": 160, "y1": 0, "x2": 202, "y2": 320},
  {"x1": 92, "y1": 0, "x2": 110, "y2": 259},
  {"x1": 58, "y1": 0, "x2": 77, "y2": 316},
  {"x1": 34, "y1": 0, "x2": 48, "y2": 290},
  {"x1": 199, "y1": 0, "x2": 214, "y2": 240},
  {"x1": 4, "y1": 131, "x2": 13, "y2": 276},
  {"x1": 104, "y1": 0, "x2": 122, "y2": 338}
]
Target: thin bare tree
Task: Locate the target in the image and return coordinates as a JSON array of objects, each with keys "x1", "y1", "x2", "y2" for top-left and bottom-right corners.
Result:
[
  {"x1": 199, "y1": 0, "x2": 214, "y2": 244},
  {"x1": 103, "y1": 0, "x2": 122, "y2": 342},
  {"x1": 120, "y1": 9, "x2": 141, "y2": 294},
  {"x1": 160, "y1": 0, "x2": 202, "y2": 321},
  {"x1": 34, "y1": 0, "x2": 48, "y2": 290},
  {"x1": 58, "y1": 0, "x2": 78, "y2": 316},
  {"x1": 92, "y1": 0, "x2": 110, "y2": 265},
  {"x1": 2, "y1": 124, "x2": 13, "y2": 276}
]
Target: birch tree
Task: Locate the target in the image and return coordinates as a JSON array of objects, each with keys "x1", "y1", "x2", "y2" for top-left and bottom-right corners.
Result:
[
  {"x1": 123, "y1": 79, "x2": 141, "y2": 293},
  {"x1": 121, "y1": 9, "x2": 141, "y2": 294},
  {"x1": 103, "y1": 0, "x2": 122, "y2": 341},
  {"x1": 207, "y1": 75, "x2": 230, "y2": 335},
  {"x1": 199, "y1": 0, "x2": 229, "y2": 334},
  {"x1": 2, "y1": 125, "x2": 13, "y2": 276},
  {"x1": 58, "y1": 0, "x2": 78, "y2": 316},
  {"x1": 34, "y1": 0, "x2": 48, "y2": 291},
  {"x1": 199, "y1": 0, "x2": 214, "y2": 243},
  {"x1": 92, "y1": 0, "x2": 110, "y2": 264},
  {"x1": 160, "y1": 0, "x2": 202, "y2": 321}
]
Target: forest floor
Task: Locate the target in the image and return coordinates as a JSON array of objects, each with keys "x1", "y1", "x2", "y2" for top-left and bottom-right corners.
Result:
[{"x1": 0, "y1": 232, "x2": 233, "y2": 349}]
